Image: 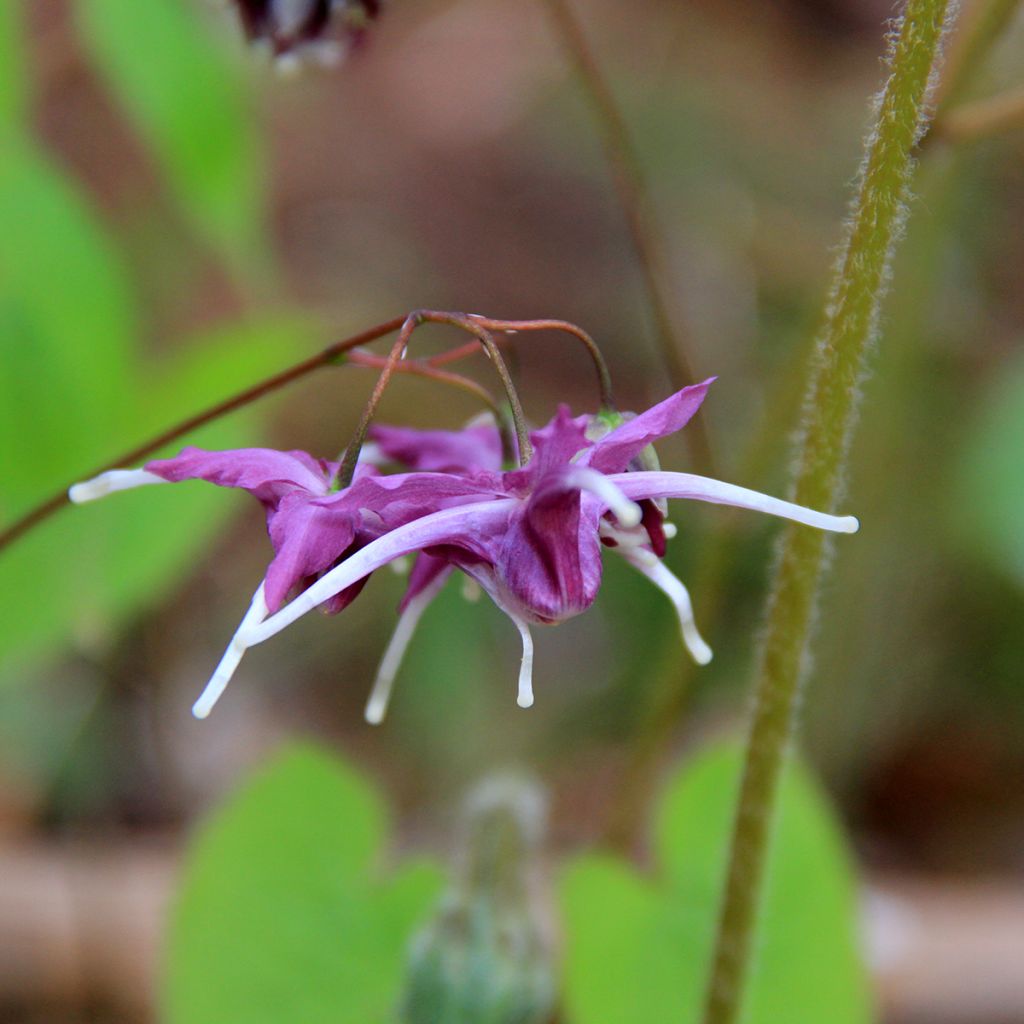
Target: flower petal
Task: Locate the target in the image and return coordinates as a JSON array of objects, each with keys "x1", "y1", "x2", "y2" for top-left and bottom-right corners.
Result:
[
  {"x1": 364, "y1": 564, "x2": 452, "y2": 725},
  {"x1": 191, "y1": 583, "x2": 269, "y2": 719},
  {"x1": 145, "y1": 446, "x2": 330, "y2": 505},
  {"x1": 621, "y1": 549, "x2": 712, "y2": 665},
  {"x1": 585, "y1": 379, "x2": 715, "y2": 474},
  {"x1": 369, "y1": 423, "x2": 503, "y2": 472},
  {"x1": 245, "y1": 499, "x2": 515, "y2": 646},
  {"x1": 610, "y1": 471, "x2": 859, "y2": 533},
  {"x1": 69, "y1": 469, "x2": 168, "y2": 504},
  {"x1": 263, "y1": 494, "x2": 358, "y2": 612}
]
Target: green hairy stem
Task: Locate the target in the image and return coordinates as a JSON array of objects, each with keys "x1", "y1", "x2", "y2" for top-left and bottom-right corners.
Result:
[{"x1": 701, "y1": 3, "x2": 956, "y2": 1023}]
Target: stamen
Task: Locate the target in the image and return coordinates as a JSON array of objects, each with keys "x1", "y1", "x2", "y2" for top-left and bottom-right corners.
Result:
[
  {"x1": 68, "y1": 469, "x2": 167, "y2": 504},
  {"x1": 191, "y1": 584, "x2": 268, "y2": 719},
  {"x1": 565, "y1": 467, "x2": 642, "y2": 528},
  {"x1": 624, "y1": 550, "x2": 712, "y2": 665},
  {"x1": 365, "y1": 571, "x2": 449, "y2": 725},
  {"x1": 663, "y1": 522, "x2": 678, "y2": 539}
]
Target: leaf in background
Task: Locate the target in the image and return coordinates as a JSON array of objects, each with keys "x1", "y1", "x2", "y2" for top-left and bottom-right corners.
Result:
[
  {"x1": 74, "y1": 0, "x2": 270, "y2": 286},
  {"x1": 0, "y1": 135, "x2": 135, "y2": 494},
  {"x1": 0, "y1": 0, "x2": 26, "y2": 132},
  {"x1": 0, "y1": 138, "x2": 309, "y2": 671},
  {"x1": 165, "y1": 744, "x2": 442, "y2": 1024},
  {"x1": 561, "y1": 742, "x2": 872, "y2": 1024},
  {"x1": 953, "y1": 350, "x2": 1024, "y2": 584}
]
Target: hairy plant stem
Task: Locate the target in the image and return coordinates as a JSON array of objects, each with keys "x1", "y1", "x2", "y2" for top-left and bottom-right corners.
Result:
[
  {"x1": 542, "y1": 0, "x2": 714, "y2": 475},
  {"x1": 701, "y1": 4, "x2": 954, "y2": 1023}
]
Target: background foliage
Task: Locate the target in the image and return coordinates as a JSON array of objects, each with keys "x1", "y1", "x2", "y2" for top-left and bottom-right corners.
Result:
[{"x1": 1, "y1": 1, "x2": 1023, "y2": 1022}]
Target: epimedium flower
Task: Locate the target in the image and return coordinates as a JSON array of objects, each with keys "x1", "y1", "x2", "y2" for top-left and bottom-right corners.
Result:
[
  {"x1": 229, "y1": 0, "x2": 380, "y2": 65},
  {"x1": 228, "y1": 380, "x2": 858, "y2": 716},
  {"x1": 69, "y1": 380, "x2": 859, "y2": 723}
]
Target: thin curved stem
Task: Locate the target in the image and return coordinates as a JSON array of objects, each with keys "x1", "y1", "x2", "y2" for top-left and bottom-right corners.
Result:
[
  {"x1": 0, "y1": 315, "x2": 407, "y2": 558},
  {"x1": 335, "y1": 316, "x2": 421, "y2": 487},
  {"x1": 336, "y1": 311, "x2": 534, "y2": 484},
  {"x1": 467, "y1": 315, "x2": 616, "y2": 410},
  {"x1": 347, "y1": 348, "x2": 505, "y2": 423},
  {"x1": 701, "y1": 4, "x2": 955, "y2": 1023},
  {"x1": 541, "y1": 0, "x2": 714, "y2": 475},
  {"x1": 418, "y1": 311, "x2": 535, "y2": 464}
]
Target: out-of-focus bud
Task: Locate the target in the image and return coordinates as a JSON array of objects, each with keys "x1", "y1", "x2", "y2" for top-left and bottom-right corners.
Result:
[
  {"x1": 400, "y1": 776, "x2": 556, "y2": 1024},
  {"x1": 228, "y1": 0, "x2": 381, "y2": 66}
]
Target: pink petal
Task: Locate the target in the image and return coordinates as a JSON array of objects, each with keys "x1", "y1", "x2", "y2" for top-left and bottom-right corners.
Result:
[
  {"x1": 585, "y1": 379, "x2": 715, "y2": 474},
  {"x1": 145, "y1": 447, "x2": 330, "y2": 506}
]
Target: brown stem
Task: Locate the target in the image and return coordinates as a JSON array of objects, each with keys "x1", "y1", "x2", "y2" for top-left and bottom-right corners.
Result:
[
  {"x1": 418, "y1": 312, "x2": 535, "y2": 464},
  {"x1": 0, "y1": 315, "x2": 407, "y2": 558},
  {"x1": 347, "y1": 348, "x2": 505, "y2": 422},
  {"x1": 467, "y1": 315, "x2": 616, "y2": 409},
  {"x1": 541, "y1": 0, "x2": 714, "y2": 474}
]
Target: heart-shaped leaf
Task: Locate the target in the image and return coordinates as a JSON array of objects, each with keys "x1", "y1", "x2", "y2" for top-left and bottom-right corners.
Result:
[
  {"x1": 561, "y1": 742, "x2": 871, "y2": 1024},
  {"x1": 164, "y1": 743, "x2": 442, "y2": 1024}
]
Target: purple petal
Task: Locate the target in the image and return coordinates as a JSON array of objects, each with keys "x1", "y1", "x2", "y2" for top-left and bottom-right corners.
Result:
[
  {"x1": 610, "y1": 471, "x2": 859, "y2": 533},
  {"x1": 145, "y1": 447, "x2": 331, "y2": 506},
  {"x1": 498, "y1": 480, "x2": 605, "y2": 624},
  {"x1": 584, "y1": 379, "x2": 715, "y2": 474},
  {"x1": 502, "y1": 406, "x2": 591, "y2": 495},
  {"x1": 263, "y1": 492, "x2": 358, "y2": 612},
  {"x1": 246, "y1": 499, "x2": 517, "y2": 645},
  {"x1": 369, "y1": 423, "x2": 504, "y2": 472},
  {"x1": 344, "y1": 471, "x2": 505, "y2": 528}
]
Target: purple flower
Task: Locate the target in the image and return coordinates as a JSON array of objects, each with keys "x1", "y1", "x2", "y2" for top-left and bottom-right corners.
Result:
[
  {"x1": 69, "y1": 381, "x2": 859, "y2": 722},
  {"x1": 239, "y1": 381, "x2": 857, "y2": 715}
]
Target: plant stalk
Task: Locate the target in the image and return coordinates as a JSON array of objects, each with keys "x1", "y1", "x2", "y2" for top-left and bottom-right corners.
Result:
[{"x1": 701, "y1": 4, "x2": 954, "y2": 1023}]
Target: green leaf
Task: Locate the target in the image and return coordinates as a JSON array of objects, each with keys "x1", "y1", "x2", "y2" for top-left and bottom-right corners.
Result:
[
  {"x1": 561, "y1": 742, "x2": 872, "y2": 1024},
  {"x1": 953, "y1": 350, "x2": 1024, "y2": 583},
  {"x1": 165, "y1": 744, "x2": 443, "y2": 1024},
  {"x1": 0, "y1": 135, "x2": 135, "y2": 495},
  {"x1": 74, "y1": 0, "x2": 269, "y2": 285},
  {"x1": 0, "y1": 302, "x2": 310, "y2": 676}
]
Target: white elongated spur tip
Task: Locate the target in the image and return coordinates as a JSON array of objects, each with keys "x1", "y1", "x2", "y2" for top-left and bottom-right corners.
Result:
[{"x1": 69, "y1": 469, "x2": 167, "y2": 504}]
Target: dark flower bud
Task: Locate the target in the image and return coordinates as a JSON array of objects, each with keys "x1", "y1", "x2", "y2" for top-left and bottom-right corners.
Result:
[{"x1": 229, "y1": 0, "x2": 381, "y2": 64}]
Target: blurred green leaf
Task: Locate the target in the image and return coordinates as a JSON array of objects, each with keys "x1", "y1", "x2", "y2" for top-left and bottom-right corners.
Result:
[
  {"x1": 165, "y1": 744, "x2": 443, "y2": 1024},
  {"x1": 74, "y1": 0, "x2": 269, "y2": 285},
  {"x1": 561, "y1": 742, "x2": 871, "y2": 1024},
  {"x1": 0, "y1": 137, "x2": 310, "y2": 674},
  {"x1": 953, "y1": 350, "x2": 1024, "y2": 583},
  {"x1": 0, "y1": 135, "x2": 135, "y2": 491},
  {"x1": 0, "y1": 0, "x2": 26, "y2": 131}
]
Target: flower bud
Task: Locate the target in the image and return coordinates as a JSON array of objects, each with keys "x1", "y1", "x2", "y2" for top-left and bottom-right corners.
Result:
[{"x1": 399, "y1": 776, "x2": 556, "y2": 1024}]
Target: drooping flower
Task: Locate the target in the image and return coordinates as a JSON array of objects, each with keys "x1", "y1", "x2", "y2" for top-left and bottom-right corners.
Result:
[
  {"x1": 238, "y1": 380, "x2": 858, "y2": 714},
  {"x1": 229, "y1": 0, "x2": 380, "y2": 65},
  {"x1": 69, "y1": 380, "x2": 859, "y2": 722}
]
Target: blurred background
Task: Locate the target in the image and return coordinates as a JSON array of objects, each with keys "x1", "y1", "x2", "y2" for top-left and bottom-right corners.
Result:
[{"x1": 1, "y1": 0, "x2": 1023, "y2": 1021}]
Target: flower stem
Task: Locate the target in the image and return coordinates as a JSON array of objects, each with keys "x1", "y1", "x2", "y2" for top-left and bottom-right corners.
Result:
[
  {"x1": 700, "y1": 4, "x2": 954, "y2": 1024},
  {"x1": 335, "y1": 310, "x2": 533, "y2": 487},
  {"x1": 541, "y1": 0, "x2": 714, "y2": 474},
  {"x1": 0, "y1": 314, "x2": 407, "y2": 557},
  {"x1": 347, "y1": 348, "x2": 505, "y2": 421}
]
